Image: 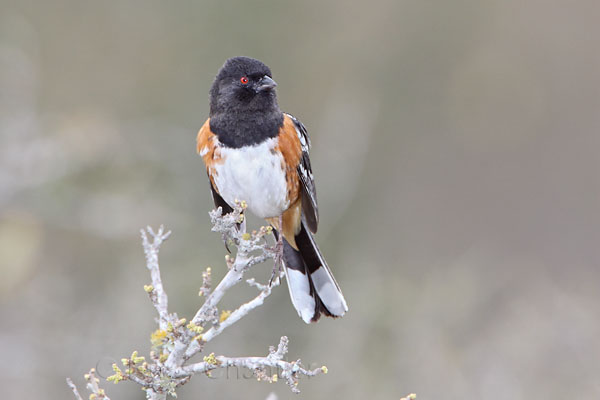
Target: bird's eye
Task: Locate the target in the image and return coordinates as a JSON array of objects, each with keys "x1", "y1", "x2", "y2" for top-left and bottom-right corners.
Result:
[{"x1": 240, "y1": 76, "x2": 249, "y2": 84}]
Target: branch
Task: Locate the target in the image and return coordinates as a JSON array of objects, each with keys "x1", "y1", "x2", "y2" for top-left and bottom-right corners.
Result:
[
  {"x1": 174, "y1": 337, "x2": 326, "y2": 394},
  {"x1": 68, "y1": 202, "x2": 327, "y2": 399},
  {"x1": 67, "y1": 369, "x2": 110, "y2": 400},
  {"x1": 186, "y1": 273, "x2": 283, "y2": 355},
  {"x1": 141, "y1": 225, "x2": 171, "y2": 331},
  {"x1": 66, "y1": 378, "x2": 83, "y2": 400}
]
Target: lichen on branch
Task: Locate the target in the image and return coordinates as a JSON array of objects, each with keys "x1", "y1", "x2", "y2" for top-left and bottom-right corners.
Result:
[{"x1": 67, "y1": 202, "x2": 327, "y2": 399}]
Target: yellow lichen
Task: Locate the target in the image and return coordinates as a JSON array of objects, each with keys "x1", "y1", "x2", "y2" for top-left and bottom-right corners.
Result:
[
  {"x1": 150, "y1": 329, "x2": 168, "y2": 348},
  {"x1": 131, "y1": 351, "x2": 145, "y2": 364},
  {"x1": 242, "y1": 233, "x2": 251, "y2": 240},
  {"x1": 143, "y1": 284, "x2": 154, "y2": 293},
  {"x1": 107, "y1": 373, "x2": 123, "y2": 384},
  {"x1": 321, "y1": 365, "x2": 328, "y2": 374},
  {"x1": 107, "y1": 363, "x2": 125, "y2": 384},
  {"x1": 219, "y1": 310, "x2": 232, "y2": 322},
  {"x1": 203, "y1": 352, "x2": 219, "y2": 365},
  {"x1": 187, "y1": 321, "x2": 204, "y2": 334}
]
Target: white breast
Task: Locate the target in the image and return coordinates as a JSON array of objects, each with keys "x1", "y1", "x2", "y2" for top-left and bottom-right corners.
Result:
[{"x1": 213, "y1": 138, "x2": 289, "y2": 219}]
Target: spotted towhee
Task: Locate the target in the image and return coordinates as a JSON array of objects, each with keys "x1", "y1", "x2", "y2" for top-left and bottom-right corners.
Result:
[{"x1": 197, "y1": 56, "x2": 347, "y2": 323}]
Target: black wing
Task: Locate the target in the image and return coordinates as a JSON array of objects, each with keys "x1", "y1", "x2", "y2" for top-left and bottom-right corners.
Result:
[
  {"x1": 287, "y1": 114, "x2": 319, "y2": 233},
  {"x1": 209, "y1": 177, "x2": 233, "y2": 215},
  {"x1": 209, "y1": 178, "x2": 238, "y2": 253}
]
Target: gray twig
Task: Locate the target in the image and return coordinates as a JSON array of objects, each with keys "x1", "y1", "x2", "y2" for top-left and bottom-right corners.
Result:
[{"x1": 67, "y1": 202, "x2": 326, "y2": 399}]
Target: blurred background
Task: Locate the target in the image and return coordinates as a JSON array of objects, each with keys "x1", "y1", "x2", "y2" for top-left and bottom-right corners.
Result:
[{"x1": 1, "y1": 0, "x2": 599, "y2": 398}]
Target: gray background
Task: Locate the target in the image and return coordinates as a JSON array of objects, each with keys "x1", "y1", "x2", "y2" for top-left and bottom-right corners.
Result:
[{"x1": 1, "y1": 0, "x2": 599, "y2": 398}]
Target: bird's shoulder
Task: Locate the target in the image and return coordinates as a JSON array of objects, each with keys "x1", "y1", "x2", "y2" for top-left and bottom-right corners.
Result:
[
  {"x1": 197, "y1": 118, "x2": 223, "y2": 167},
  {"x1": 275, "y1": 113, "x2": 307, "y2": 169}
]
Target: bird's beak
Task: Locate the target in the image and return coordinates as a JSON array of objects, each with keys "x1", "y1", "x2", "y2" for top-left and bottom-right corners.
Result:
[{"x1": 256, "y1": 75, "x2": 277, "y2": 92}]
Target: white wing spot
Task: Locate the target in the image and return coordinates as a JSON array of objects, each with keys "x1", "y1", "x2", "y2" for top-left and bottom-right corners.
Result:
[{"x1": 298, "y1": 131, "x2": 307, "y2": 147}]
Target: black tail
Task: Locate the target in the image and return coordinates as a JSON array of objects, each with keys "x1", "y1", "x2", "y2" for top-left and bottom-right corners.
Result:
[{"x1": 277, "y1": 221, "x2": 347, "y2": 323}]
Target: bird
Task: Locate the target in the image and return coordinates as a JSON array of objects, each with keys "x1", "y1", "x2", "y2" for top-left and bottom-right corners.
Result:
[{"x1": 196, "y1": 56, "x2": 348, "y2": 323}]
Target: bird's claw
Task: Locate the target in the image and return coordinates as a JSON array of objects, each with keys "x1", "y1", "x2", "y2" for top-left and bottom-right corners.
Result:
[
  {"x1": 220, "y1": 212, "x2": 245, "y2": 253},
  {"x1": 222, "y1": 234, "x2": 232, "y2": 253},
  {"x1": 269, "y1": 235, "x2": 284, "y2": 287}
]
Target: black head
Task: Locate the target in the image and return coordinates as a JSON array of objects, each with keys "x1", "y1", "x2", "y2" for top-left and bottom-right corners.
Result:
[
  {"x1": 209, "y1": 56, "x2": 279, "y2": 116},
  {"x1": 208, "y1": 57, "x2": 284, "y2": 148}
]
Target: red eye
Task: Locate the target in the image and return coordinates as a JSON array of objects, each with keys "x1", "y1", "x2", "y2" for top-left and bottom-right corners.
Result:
[{"x1": 240, "y1": 76, "x2": 249, "y2": 84}]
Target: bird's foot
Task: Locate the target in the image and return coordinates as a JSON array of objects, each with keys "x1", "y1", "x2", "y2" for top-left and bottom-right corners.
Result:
[
  {"x1": 269, "y1": 232, "x2": 284, "y2": 286},
  {"x1": 221, "y1": 212, "x2": 245, "y2": 253}
]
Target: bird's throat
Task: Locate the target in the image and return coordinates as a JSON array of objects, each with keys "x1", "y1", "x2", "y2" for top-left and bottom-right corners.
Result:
[{"x1": 210, "y1": 110, "x2": 284, "y2": 148}]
